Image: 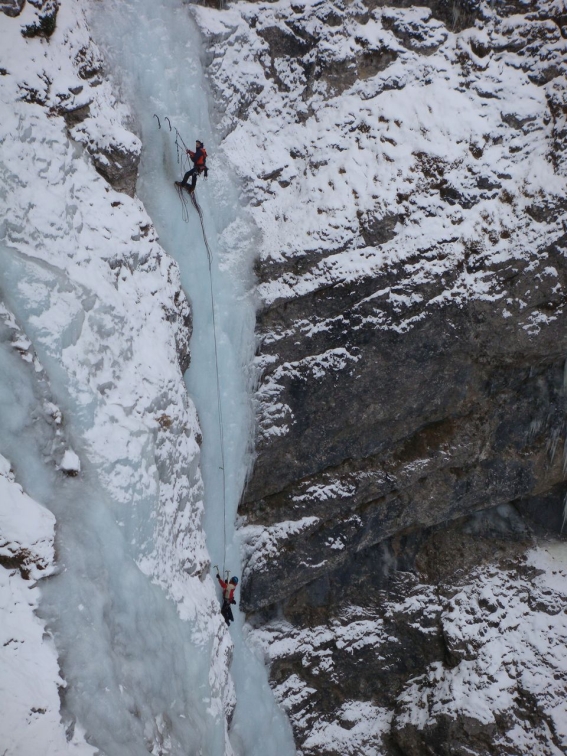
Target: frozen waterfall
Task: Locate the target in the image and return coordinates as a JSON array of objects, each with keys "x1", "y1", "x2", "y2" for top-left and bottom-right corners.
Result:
[
  {"x1": 0, "y1": 0, "x2": 295, "y2": 750},
  {"x1": 89, "y1": 0, "x2": 296, "y2": 754},
  {"x1": 0, "y1": 245, "x2": 224, "y2": 756}
]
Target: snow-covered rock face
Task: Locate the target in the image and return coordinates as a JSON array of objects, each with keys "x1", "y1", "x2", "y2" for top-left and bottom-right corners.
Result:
[
  {"x1": 252, "y1": 536, "x2": 567, "y2": 755},
  {"x1": 0, "y1": 453, "x2": 55, "y2": 581},
  {"x1": 196, "y1": 0, "x2": 567, "y2": 592},
  {"x1": 0, "y1": 2, "x2": 234, "y2": 753},
  {"x1": 195, "y1": 0, "x2": 567, "y2": 751}
]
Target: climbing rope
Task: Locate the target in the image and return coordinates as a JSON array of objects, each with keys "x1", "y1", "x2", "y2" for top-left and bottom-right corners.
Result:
[
  {"x1": 190, "y1": 190, "x2": 228, "y2": 574},
  {"x1": 156, "y1": 114, "x2": 228, "y2": 573},
  {"x1": 175, "y1": 182, "x2": 191, "y2": 223}
]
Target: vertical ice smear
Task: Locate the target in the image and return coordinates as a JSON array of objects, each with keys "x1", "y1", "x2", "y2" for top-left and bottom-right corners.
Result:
[
  {"x1": 0, "y1": 317, "x2": 94, "y2": 756},
  {"x1": 88, "y1": 0, "x2": 296, "y2": 753}
]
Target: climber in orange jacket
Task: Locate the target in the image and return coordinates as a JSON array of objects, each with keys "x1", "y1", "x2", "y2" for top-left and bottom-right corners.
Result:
[
  {"x1": 176, "y1": 140, "x2": 208, "y2": 193},
  {"x1": 216, "y1": 573, "x2": 238, "y2": 626}
]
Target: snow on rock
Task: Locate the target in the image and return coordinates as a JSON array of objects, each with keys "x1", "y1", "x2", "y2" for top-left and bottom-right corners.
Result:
[
  {"x1": 58, "y1": 449, "x2": 81, "y2": 475},
  {"x1": 0, "y1": 452, "x2": 95, "y2": 756},
  {"x1": 302, "y1": 701, "x2": 391, "y2": 756},
  {"x1": 393, "y1": 545, "x2": 567, "y2": 754},
  {"x1": 241, "y1": 516, "x2": 321, "y2": 574},
  {"x1": 251, "y1": 545, "x2": 567, "y2": 755},
  {"x1": 0, "y1": 454, "x2": 55, "y2": 579},
  {"x1": 251, "y1": 606, "x2": 396, "y2": 753},
  {"x1": 194, "y1": 0, "x2": 567, "y2": 440},
  {"x1": 196, "y1": 0, "x2": 566, "y2": 285}
]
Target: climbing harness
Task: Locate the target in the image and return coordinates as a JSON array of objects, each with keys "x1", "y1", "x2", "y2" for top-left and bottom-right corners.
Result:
[{"x1": 155, "y1": 115, "x2": 228, "y2": 574}]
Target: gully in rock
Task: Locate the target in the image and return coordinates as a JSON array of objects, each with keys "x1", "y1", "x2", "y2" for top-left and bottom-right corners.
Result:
[{"x1": 91, "y1": 1, "x2": 297, "y2": 750}]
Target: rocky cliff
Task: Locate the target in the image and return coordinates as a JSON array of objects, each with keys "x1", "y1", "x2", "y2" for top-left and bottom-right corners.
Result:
[{"x1": 196, "y1": 0, "x2": 567, "y2": 752}]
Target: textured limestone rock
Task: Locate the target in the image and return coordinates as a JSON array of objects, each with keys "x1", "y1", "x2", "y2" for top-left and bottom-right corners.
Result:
[
  {"x1": 196, "y1": 0, "x2": 567, "y2": 751},
  {"x1": 0, "y1": 0, "x2": 24, "y2": 17},
  {"x1": 219, "y1": 0, "x2": 567, "y2": 613},
  {"x1": 90, "y1": 143, "x2": 140, "y2": 198},
  {"x1": 241, "y1": 242, "x2": 567, "y2": 611},
  {"x1": 250, "y1": 520, "x2": 567, "y2": 755}
]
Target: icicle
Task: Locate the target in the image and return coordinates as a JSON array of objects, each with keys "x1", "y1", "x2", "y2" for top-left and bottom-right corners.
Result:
[
  {"x1": 547, "y1": 426, "x2": 560, "y2": 463},
  {"x1": 528, "y1": 418, "x2": 542, "y2": 445}
]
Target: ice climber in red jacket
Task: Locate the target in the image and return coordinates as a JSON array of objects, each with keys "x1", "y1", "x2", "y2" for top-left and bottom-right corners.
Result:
[
  {"x1": 216, "y1": 573, "x2": 238, "y2": 626},
  {"x1": 176, "y1": 140, "x2": 208, "y2": 193}
]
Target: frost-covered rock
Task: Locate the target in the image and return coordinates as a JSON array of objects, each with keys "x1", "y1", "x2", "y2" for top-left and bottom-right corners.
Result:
[
  {"x1": 194, "y1": 0, "x2": 567, "y2": 751},
  {"x1": 251, "y1": 532, "x2": 567, "y2": 755}
]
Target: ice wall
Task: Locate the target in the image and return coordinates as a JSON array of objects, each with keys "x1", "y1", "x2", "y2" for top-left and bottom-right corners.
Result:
[
  {"x1": 0, "y1": 308, "x2": 95, "y2": 756},
  {"x1": 88, "y1": 0, "x2": 296, "y2": 753},
  {"x1": 0, "y1": 289, "x2": 219, "y2": 756},
  {"x1": 0, "y1": 2, "x2": 231, "y2": 753}
]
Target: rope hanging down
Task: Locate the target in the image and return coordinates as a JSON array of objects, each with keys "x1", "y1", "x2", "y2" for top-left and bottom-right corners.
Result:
[
  {"x1": 190, "y1": 189, "x2": 228, "y2": 574},
  {"x1": 155, "y1": 114, "x2": 228, "y2": 572}
]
